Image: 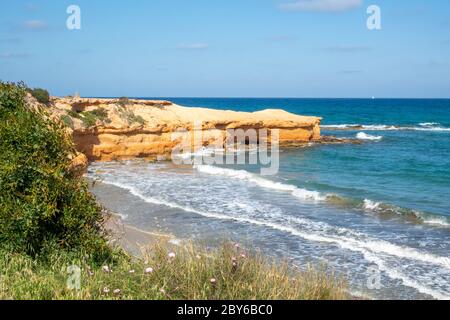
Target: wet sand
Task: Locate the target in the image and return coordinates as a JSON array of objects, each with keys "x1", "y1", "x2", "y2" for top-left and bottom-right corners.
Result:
[{"x1": 104, "y1": 212, "x2": 173, "y2": 256}]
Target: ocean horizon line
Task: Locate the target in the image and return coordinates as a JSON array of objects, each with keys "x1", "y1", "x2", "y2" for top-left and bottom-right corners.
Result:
[{"x1": 78, "y1": 96, "x2": 450, "y2": 100}]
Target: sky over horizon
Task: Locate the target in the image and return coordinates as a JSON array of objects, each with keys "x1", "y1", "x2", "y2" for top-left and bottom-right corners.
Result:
[{"x1": 1, "y1": 0, "x2": 450, "y2": 98}]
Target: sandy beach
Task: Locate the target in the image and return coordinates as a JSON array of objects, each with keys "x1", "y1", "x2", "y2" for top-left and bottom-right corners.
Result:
[{"x1": 104, "y1": 211, "x2": 173, "y2": 256}]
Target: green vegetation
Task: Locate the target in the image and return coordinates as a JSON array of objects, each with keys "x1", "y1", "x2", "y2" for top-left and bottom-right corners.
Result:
[
  {"x1": 28, "y1": 87, "x2": 50, "y2": 104},
  {"x1": 128, "y1": 113, "x2": 145, "y2": 125},
  {"x1": 67, "y1": 109, "x2": 82, "y2": 119},
  {"x1": 117, "y1": 106, "x2": 145, "y2": 125},
  {"x1": 0, "y1": 81, "x2": 346, "y2": 300},
  {"x1": 0, "y1": 242, "x2": 346, "y2": 300},
  {"x1": 117, "y1": 96, "x2": 130, "y2": 106},
  {"x1": 65, "y1": 100, "x2": 142, "y2": 127},
  {"x1": 66, "y1": 108, "x2": 110, "y2": 128},
  {"x1": 115, "y1": 97, "x2": 145, "y2": 125},
  {"x1": 60, "y1": 114, "x2": 74, "y2": 128},
  {"x1": 0, "y1": 81, "x2": 112, "y2": 263},
  {"x1": 80, "y1": 111, "x2": 99, "y2": 127},
  {"x1": 81, "y1": 109, "x2": 111, "y2": 127},
  {"x1": 90, "y1": 108, "x2": 109, "y2": 119}
]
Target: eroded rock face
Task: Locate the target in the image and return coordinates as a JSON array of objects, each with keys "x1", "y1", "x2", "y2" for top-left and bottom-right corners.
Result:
[
  {"x1": 68, "y1": 152, "x2": 89, "y2": 176},
  {"x1": 52, "y1": 97, "x2": 322, "y2": 161}
]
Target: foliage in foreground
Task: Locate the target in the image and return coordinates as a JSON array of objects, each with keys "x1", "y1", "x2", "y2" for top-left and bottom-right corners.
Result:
[
  {"x1": 0, "y1": 81, "x2": 112, "y2": 263},
  {"x1": 0, "y1": 242, "x2": 347, "y2": 300}
]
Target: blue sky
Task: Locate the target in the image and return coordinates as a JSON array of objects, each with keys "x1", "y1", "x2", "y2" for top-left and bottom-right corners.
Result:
[{"x1": 0, "y1": 0, "x2": 449, "y2": 98}]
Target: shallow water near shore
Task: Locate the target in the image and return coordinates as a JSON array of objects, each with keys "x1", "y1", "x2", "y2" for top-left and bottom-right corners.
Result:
[{"x1": 89, "y1": 98, "x2": 450, "y2": 300}]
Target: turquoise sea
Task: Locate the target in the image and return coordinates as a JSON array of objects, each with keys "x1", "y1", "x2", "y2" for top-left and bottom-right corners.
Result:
[{"x1": 89, "y1": 98, "x2": 450, "y2": 300}]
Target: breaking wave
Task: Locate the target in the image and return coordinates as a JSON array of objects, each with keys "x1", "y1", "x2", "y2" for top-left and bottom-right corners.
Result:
[
  {"x1": 195, "y1": 165, "x2": 326, "y2": 201},
  {"x1": 195, "y1": 165, "x2": 450, "y2": 228},
  {"x1": 322, "y1": 123, "x2": 450, "y2": 132},
  {"x1": 87, "y1": 159, "x2": 450, "y2": 300},
  {"x1": 419, "y1": 122, "x2": 440, "y2": 127},
  {"x1": 95, "y1": 176, "x2": 450, "y2": 300},
  {"x1": 362, "y1": 199, "x2": 450, "y2": 227},
  {"x1": 356, "y1": 132, "x2": 383, "y2": 141}
]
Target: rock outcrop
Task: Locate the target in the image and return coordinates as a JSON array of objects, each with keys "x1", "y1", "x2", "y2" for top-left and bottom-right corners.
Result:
[
  {"x1": 51, "y1": 97, "x2": 322, "y2": 162},
  {"x1": 68, "y1": 152, "x2": 89, "y2": 176}
]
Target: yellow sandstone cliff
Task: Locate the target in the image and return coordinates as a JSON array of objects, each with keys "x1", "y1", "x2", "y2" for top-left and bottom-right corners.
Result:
[{"x1": 51, "y1": 97, "x2": 322, "y2": 162}]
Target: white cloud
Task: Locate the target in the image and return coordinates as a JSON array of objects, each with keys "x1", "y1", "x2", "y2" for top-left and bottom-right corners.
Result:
[
  {"x1": 323, "y1": 45, "x2": 372, "y2": 52},
  {"x1": 176, "y1": 43, "x2": 209, "y2": 50},
  {"x1": 279, "y1": 0, "x2": 362, "y2": 12},
  {"x1": 0, "y1": 52, "x2": 31, "y2": 59},
  {"x1": 22, "y1": 20, "x2": 47, "y2": 30}
]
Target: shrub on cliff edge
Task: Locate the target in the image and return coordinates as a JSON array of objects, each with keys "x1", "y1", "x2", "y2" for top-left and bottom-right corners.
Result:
[
  {"x1": 0, "y1": 81, "x2": 112, "y2": 264},
  {"x1": 27, "y1": 87, "x2": 50, "y2": 104}
]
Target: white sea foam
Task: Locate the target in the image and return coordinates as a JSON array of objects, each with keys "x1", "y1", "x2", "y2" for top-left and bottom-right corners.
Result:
[
  {"x1": 420, "y1": 215, "x2": 450, "y2": 227},
  {"x1": 419, "y1": 122, "x2": 440, "y2": 127},
  {"x1": 102, "y1": 178, "x2": 450, "y2": 271},
  {"x1": 411, "y1": 127, "x2": 450, "y2": 132},
  {"x1": 321, "y1": 124, "x2": 358, "y2": 129},
  {"x1": 363, "y1": 199, "x2": 381, "y2": 210},
  {"x1": 322, "y1": 124, "x2": 450, "y2": 132},
  {"x1": 172, "y1": 147, "x2": 224, "y2": 160},
  {"x1": 101, "y1": 176, "x2": 450, "y2": 270},
  {"x1": 356, "y1": 132, "x2": 383, "y2": 141},
  {"x1": 360, "y1": 251, "x2": 450, "y2": 300},
  {"x1": 115, "y1": 213, "x2": 129, "y2": 220},
  {"x1": 322, "y1": 124, "x2": 396, "y2": 130},
  {"x1": 88, "y1": 161, "x2": 450, "y2": 300},
  {"x1": 98, "y1": 178, "x2": 450, "y2": 299},
  {"x1": 195, "y1": 165, "x2": 326, "y2": 201},
  {"x1": 196, "y1": 165, "x2": 450, "y2": 228},
  {"x1": 363, "y1": 199, "x2": 450, "y2": 227}
]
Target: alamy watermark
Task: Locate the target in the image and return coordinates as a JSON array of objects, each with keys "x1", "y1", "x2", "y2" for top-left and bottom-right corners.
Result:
[
  {"x1": 367, "y1": 5, "x2": 381, "y2": 30},
  {"x1": 66, "y1": 264, "x2": 81, "y2": 290},
  {"x1": 366, "y1": 265, "x2": 382, "y2": 290},
  {"x1": 66, "y1": 4, "x2": 381, "y2": 31},
  {"x1": 66, "y1": 5, "x2": 81, "y2": 30},
  {"x1": 170, "y1": 122, "x2": 280, "y2": 176}
]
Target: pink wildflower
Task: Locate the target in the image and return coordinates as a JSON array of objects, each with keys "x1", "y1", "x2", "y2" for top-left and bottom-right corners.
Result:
[{"x1": 145, "y1": 267, "x2": 154, "y2": 274}]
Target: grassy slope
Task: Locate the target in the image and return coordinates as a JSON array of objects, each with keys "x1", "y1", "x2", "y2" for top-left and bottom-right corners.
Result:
[{"x1": 0, "y1": 242, "x2": 347, "y2": 300}]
